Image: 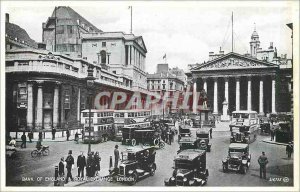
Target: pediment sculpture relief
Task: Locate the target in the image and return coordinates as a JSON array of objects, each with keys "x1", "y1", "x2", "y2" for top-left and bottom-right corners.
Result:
[{"x1": 200, "y1": 58, "x2": 267, "y2": 70}]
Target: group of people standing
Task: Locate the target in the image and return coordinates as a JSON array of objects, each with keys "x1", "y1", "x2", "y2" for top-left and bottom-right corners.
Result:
[
  {"x1": 152, "y1": 121, "x2": 176, "y2": 145},
  {"x1": 58, "y1": 150, "x2": 101, "y2": 184}
]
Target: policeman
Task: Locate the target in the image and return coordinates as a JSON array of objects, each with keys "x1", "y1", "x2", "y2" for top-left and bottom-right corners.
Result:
[{"x1": 258, "y1": 151, "x2": 269, "y2": 179}]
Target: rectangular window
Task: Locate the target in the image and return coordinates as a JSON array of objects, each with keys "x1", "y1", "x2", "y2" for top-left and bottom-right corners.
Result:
[
  {"x1": 56, "y1": 26, "x2": 64, "y2": 34},
  {"x1": 6, "y1": 61, "x2": 14, "y2": 66},
  {"x1": 125, "y1": 45, "x2": 128, "y2": 66},
  {"x1": 102, "y1": 42, "x2": 106, "y2": 47},
  {"x1": 67, "y1": 25, "x2": 74, "y2": 34}
]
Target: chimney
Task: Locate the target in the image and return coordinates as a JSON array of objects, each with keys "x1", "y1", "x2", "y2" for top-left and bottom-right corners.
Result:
[{"x1": 6, "y1": 13, "x2": 9, "y2": 23}]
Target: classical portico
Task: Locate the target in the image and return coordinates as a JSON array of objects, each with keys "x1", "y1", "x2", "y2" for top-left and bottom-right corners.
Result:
[{"x1": 190, "y1": 52, "x2": 279, "y2": 115}]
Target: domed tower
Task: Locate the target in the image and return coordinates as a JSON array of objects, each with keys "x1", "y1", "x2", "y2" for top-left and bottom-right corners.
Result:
[{"x1": 250, "y1": 26, "x2": 260, "y2": 58}]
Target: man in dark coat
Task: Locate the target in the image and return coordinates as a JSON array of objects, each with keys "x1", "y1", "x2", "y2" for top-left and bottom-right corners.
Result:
[
  {"x1": 28, "y1": 131, "x2": 33, "y2": 143},
  {"x1": 286, "y1": 142, "x2": 293, "y2": 159},
  {"x1": 86, "y1": 153, "x2": 94, "y2": 177},
  {"x1": 21, "y1": 132, "x2": 27, "y2": 148},
  {"x1": 114, "y1": 145, "x2": 120, "y2": 168},
  {"x1": 65, "y1": 150, "x2": 74, "y2": 183},
  {"x1": 38, "y1": 131, "x2": 43, "y2": 141},
  {"x1": 66, "y1": 130, "x2": 70, "y2": 141},
  {"x1": 210, "y1": 127, "x2": 213, "y2": 139},
  {"x1": 258, "y1": 151, "x2": 269, "y2": 179},
  {"x1": 52, "y1": 127, "x2": 56, "y2": 140},
  {"x1": 77, "y1": 151, "x2": 86, "y2": 178},
  {"x1": 59, "y1": 157, "x2": 65, "y2": 177}
]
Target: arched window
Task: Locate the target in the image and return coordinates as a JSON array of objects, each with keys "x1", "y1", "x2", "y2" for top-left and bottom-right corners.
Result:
[{"x1": 100, "y1": 50, "x2": 106, "y2": 64}]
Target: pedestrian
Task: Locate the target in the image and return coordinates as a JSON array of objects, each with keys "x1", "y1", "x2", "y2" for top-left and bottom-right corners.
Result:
[
  {"x1": 81, "y1": 129, "x2": 84, "y2": 141},
  {"x1": 258, "y1": 151, "x2": 269, "y2": 179},
  {"x1": 66, "y1": 129, "x2": 70, "y2": 141},
  {"x1": 286, "y1": 142, "x2": 293, "y2": 159},
  {"x1": 114, "y1": 145, "x2": 120, "y2": 168},
  {"x1": 167, "y1": 130, "x2": 172, "y2": 145},
  {"x1": 75, "y1": 132, "x2": 79, "y2": 144},
  {"x1": 270, "y1": 129, "x2": 274, "y2": 141},
  {"x1": 86, "y1": 152, "x2": 93, "y2": 177},
  {"x1": 209, "y1": 127, "x2": 213, "y2": 139},
  {"x1": 28, "y1": 131, "x2": 33, "y2": 143},
  {"x1": 65, "y1": 150, "x2": 74, "y2": 183},
  {"x1": 94, "y1": 151, "x2": 101, "y2": 176},
  {"x1": 90, "y1": 152, "x2": 96, "y2": 176},
  {"x1": 21, "y1": 132, "x2": 27, "y2": 148},
  {"x1": 52, "y1": 127, "x2": 56, "y2": 140},
  {"x1": 77, "y1": 151, "x2": 86, "y2": 178},
  {"x1": 38, "y1": 131, "x2": 43, "y2": 141},
  {"x1": 58, "y1": 157, "x2": 65, "y2": 186}
]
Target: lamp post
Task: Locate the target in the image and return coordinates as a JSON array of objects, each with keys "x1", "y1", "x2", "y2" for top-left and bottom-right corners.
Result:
[
  {"x1": 162, "y1": 90, "x2": 165, "y2": 120},
  {"x1": 86, "y1": 65, "x2": 95, "y2": 154}
]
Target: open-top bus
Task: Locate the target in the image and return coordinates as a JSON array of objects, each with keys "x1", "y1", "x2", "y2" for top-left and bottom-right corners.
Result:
[
  {"x1": 229, "y1": 110, "x2": 259, "y2": 143},
  {"x1": 81, "y1": 109, "x2": 115, "y2": 143}
]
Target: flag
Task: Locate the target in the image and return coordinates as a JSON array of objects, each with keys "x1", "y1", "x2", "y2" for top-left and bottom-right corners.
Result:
[{"x1": 163, "y1": 54, "x2": 166, "y2": 59}]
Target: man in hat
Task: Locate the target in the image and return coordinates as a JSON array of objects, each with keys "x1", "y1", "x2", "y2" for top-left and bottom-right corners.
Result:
[
  {"x1": 258, "y1": 151, "x2": 269, "y2": 179},
  {"x1": 52, "y1": 127, "x2": 56, "y2": 140},
  {"x1": 114, "y1": 145, "x2": 120, "y2": 168},
  {"x1": 286, "y1": 142, "x2": 293, "y2": 159},
  {"x1": 65, "y1": 150, "x2": 74, "y2": 183},
  {"x1": 77, "y1": 151, "x2": 86, "y2": 178}
]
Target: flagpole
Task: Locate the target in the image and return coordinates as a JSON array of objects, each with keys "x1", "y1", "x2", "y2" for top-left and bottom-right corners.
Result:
[{"x1": 130, "y1": 6, "x2": 133, "y2": 34}]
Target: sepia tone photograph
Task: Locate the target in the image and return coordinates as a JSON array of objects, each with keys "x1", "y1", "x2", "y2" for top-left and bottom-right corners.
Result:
[{"x1": 1, "y1": 1, "x2": 299, "y2": 191}]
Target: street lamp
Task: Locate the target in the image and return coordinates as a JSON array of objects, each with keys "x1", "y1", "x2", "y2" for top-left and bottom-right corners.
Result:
[{"x1": 86, "y1": 65, "x2": 95, "y2": 154}]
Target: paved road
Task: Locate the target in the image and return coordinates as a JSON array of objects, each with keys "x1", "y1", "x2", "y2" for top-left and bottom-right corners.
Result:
[{"x1": 6, "y1": 127, "x2": 293, "y2": 187}]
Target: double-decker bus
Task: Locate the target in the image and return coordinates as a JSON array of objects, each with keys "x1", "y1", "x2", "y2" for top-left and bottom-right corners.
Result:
[
  {"x1": 81, "y1": 109, "x2": 115, "y2": 143},
  {"x1": 229, "y1": 110, "x2": 259, "y2": 143}
]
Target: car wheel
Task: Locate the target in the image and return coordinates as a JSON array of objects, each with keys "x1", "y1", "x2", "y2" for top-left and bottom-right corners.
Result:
[
  {"x1": 153, "y1": 138, "x2": 159, "y2": 147},
  {"x1": 130, "y1": 173, "x2": 138, "y2": 185},
  {"x1": 131, "y1": 139, "x2": 136, "y2": 146},
  {"x1": 31, "y1": 150, "x2": 38, "y2": 158},
  {"x1": 222, "y1": 165, "x2": 228, "y2": 173}
]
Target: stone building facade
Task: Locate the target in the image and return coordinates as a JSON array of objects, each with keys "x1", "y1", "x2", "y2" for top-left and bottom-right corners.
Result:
[{"x1": 187, "y1": 29, "x2": 292, "y2": 115}]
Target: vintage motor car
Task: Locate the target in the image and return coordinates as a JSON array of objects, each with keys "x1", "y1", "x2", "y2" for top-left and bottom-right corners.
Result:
[
  {"x1": 117, "y1": 146, "x2": 157, "y2": 185},
  {"x1": 222, "y1": 143, "x2": 251, "y2": 174},
  {"x1": 196, "y1": 128, "x2": 212, "y2": 152},
  {"x1": 259, "y1": 117, "x2": 271, "y2": 135},
  {"x1": 178, "y1": 125, "x2": 192, "y2": 141},
  {"x1": 164, "y1": 149, "x2": 209, "y2": 186},
  {"x1": 178, "y1": 137, "x2": 198, "y2": 153}
]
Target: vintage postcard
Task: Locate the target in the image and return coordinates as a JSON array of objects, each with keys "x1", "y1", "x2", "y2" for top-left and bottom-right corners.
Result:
[{"x1": 1, "y1": 1, "x2": 299, "y2": 191}]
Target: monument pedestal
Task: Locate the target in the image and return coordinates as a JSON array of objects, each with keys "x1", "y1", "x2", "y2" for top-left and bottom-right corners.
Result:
[{"x1": 221, "y1": 100, "x2": 230, "y2": 121}]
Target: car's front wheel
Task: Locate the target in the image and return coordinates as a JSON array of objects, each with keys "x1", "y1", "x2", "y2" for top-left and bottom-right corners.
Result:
[{"x1": 130, "y1": 172, "x2": 138, "y2": 185}]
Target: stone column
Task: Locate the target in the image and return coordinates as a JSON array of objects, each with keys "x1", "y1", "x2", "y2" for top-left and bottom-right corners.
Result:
[
  {"x1": 213, "y1": 77, "x2": 218, "y2": 114},
  {"x1": 235, "y1": 77, "x2": 240, "y2": 111},
  {"x1": 247, "y1": 76, "x2": 252, "y2": 111},
  {"x1": 27, "y1": 82, "x2": 34, "y2": 130},
  {"x1": 224, "y1": 77, "x2": 229, "y2": 102},
  {"x1": 127, "y1": 45, "x2": 130, "y2": 65},
  {"x1": 36, "y1": 80, "x2": 44, "y2": 129},
  {"x1": 77, "y1": 87, "x2": 81, "y2": 121},
  {"x1": 203, "y1": 78, "x2": 207, "y2": 92},
  {"x1": 271, "y1": 75, "x2": 276, "y2": 113},
  {"x1": 193, "y1": 80, "x2": 197, "y2": 113},
  {"x1": 130, "y1": 46, "x2": 133, "y2": 65},
  {"x1": 53, "y1": 82, "x2": 60, "y2": 128},
  {"x1": 259, "y1": 76, "x2": 264, "y2": 114}
]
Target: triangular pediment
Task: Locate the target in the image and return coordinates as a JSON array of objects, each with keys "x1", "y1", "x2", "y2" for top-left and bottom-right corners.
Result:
[
  {"x1": 191, "y1": 52, "x2": 278, "y2": 71},
  {"x1": 134, "y1": 36, "x2": 147, "y2": 53}
]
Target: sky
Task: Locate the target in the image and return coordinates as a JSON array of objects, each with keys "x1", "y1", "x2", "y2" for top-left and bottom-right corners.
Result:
[{"x1": 3, "y1": 1, "x2": 297, "y2": 74}]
